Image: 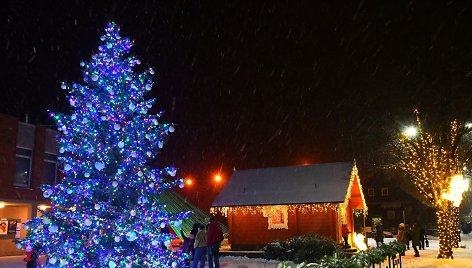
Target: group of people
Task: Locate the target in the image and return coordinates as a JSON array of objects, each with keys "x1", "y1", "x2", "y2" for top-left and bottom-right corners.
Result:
[
  {"x1": 396, "y1": 222, "x2": 427, "y2": 257},
  {"x1": 182, "y1": 216, "x2": 225, "y2": 268}
]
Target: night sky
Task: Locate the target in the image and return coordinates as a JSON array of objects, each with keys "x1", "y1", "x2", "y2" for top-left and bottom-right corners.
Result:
[{"x1": 2, "y1": 1, "x2": 472, "y2": 208}]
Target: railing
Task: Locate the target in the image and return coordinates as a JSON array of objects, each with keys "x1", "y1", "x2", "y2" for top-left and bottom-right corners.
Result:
[{"x1": 371, "y1": 254, "x2": 402, "y2": 268}]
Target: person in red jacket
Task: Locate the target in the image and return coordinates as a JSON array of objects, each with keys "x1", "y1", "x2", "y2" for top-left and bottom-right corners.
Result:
[
  {"x1": 206, "y1": 216, "x2": 224, "y2": 268},
  {"x1": 24, "y1": 244, "x2": 41, "y2": 268}
]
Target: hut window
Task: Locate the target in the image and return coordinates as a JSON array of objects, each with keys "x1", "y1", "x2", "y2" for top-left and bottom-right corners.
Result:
[{"x1": 263, "y1": 205, "x2": 288, "y2": 229}]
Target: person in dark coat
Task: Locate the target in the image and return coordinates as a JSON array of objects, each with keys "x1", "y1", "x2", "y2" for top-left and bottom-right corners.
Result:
[
  {"x1": 404, "y1": 224, "x2": 411, "y2": 250},
  {"x1": 410, "y1": 223, "x2": 421, "y2": 257},
  {"x1": 375, "y1": 224, "x2": 384, "y2": 247},
  {"x1": 187, "y1": 223, "x2": 200, "y2": 259},
  {"x1": 418, "y1": 224, "x2": 426, "y2": 250},
  {"x1": 341, "y1": 224, "x2": 350, "y2": 246}
]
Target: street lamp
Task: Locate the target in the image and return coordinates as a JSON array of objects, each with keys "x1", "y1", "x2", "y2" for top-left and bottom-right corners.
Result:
[
  {"x1": 214, "y1": 174, "x2": 222, "y2": 183},
  {"x1": 403, "y1": 126, "x2": 417, "y2": 138}
]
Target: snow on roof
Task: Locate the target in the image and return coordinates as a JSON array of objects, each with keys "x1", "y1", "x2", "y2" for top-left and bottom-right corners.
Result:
[{"x1": 212, "y1": 161, "x2": 354, "y2": 207}]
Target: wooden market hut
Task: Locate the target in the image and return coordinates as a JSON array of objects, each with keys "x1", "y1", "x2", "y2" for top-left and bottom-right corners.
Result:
[{"x1": 211, "y1": 161, "x2": 367, "y2": 250}]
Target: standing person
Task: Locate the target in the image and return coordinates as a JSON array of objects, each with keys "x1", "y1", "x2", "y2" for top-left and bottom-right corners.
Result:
[
  {"x1": 404, "y1": 224, "x2": 411, "y2": 250},
  {"x1": 397, "y1": 223, "x2": 406, "y2": 256},
  {"x1": 192, "y1": 224, "x2": 207, "y2": 268},
  {"x1": 375, "y1": 224, "x2": 384, "y2": 247},
  {"x1": 206, "y1": 216, "x2": 224, "y2": 268},
  {"x1": 410, "y1": 223, "x2": 421, "y2": 257},
  {"x1": 341, "y1": 224, "x2": 350, "y2": 247},
  {"x1": 24, "y1": 244, "x2": 41, "y2": 268},
  {"x1": 188, "y1": 223, "x2": 200, "y2": 259},
  {"x1": 418, "y1": 224, "x2": 426, "y2": 250}
]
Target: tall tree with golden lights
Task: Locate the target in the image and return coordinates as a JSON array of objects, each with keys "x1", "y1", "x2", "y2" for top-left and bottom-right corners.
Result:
[{"x1": 388, "y1": 110, "x2": 471, "y2": 259}]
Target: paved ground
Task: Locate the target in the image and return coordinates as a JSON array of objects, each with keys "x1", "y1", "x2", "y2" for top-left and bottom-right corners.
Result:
[{"x1": 2, "y1": 235, "x2": 472, "y2": 267}]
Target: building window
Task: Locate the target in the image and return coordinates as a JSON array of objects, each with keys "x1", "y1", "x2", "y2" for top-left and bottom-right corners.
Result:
[
  {"x1": 13, "y1": 147, "x2": 33, "y2": 187},
  {"x1": 43, "y1": 153, "x2": 58, "y2": 185},
  {"x1": 368, "y1": 188, "x2": 375, "y2": 197},
  {"x1": 381, "y1": 187, "x2": 389, "y2": 196}
]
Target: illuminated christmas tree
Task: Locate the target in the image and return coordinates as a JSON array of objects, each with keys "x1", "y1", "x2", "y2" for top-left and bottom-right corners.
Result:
[
  {"x1": 388, "y1": 110, "x2": 471, "y2": 259},
  {"x1": 17, "y1": 22, "x2": 189, "y2": 267}
]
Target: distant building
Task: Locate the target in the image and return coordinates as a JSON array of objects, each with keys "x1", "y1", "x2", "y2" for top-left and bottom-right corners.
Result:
[
  {"x1": 364, "y1": 181, "x2": 435, "y2": 234},
  {"x1": 0, "y1": 114, "x2": 59, "y2": 256},
  {"x1": 211, "y1": 161, "x2": 367, "y2": 250}
]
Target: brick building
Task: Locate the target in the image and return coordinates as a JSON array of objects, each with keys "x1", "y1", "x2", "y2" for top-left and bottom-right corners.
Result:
[{"x1": 0, "y1": 114, "x2": 59, "y2": 256}]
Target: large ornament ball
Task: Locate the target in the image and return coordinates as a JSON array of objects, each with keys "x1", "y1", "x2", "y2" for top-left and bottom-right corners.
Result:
[
  {"x1": 158, "y1": 141, "x2": 164, "y2": 148},
  {"x1": 42, "y1": 217, "x2": 50, "y2": 224},
  {"x1": 67, "y1": 188, "x2": 73, "y2": 194},
  {"x1": 131, "y1": 152, "x2": 137, "y2": 158},
  {"x1": 152, "y1": 118, "x2": 158, "y2": 125},
  {"x1": 126, "y1": 75, "x2": 132, "y2": 81},
  {"x1": 146, "y1": 151, "x2": 152, "y2": 157},
  {"x1": 169, "y1": 126, "x2": 175, "y2": 132},
  {"x1": 59, "y1": 147, "x2": 65, "y2": 153},
  {"x1": 61, "y1": 83, "x2": 67, "y2": 90},
  {"x1": 125, "y1": 264, "x2": 132, "y2": 268},
  {"x1": 130, "y1": 210, "x2": 136, "y2": 216},
  {"x1": 145, "y1": 84, "x2": 152, "y2": 91},
  {"x1": 69, "y1": 98, "x2": 76, "y2": 107},
  {"x1": 60, "y1": 259, "x2": 68, "y2": 265},
  {"x1": 126, "y1": 231, "x2": 137, "y2": 242},
  {"x1": 68, "y1": 248, "x2": 74, "y2": 254},
  {"x1": 160, "y1": 223, "x2": 166, "y2": 229},
  {"x1": 114, "y1": 124, "x2": 121, "y2": 130},
  {"x1": 174, "y1": 220, "x2": 181, "y2": 228},
  {"x1": 145, "y1": 134, "x2": 150, "y2": 140},
  {"x1": 164, "y1": 240, "x2": 171, "y2": 247},
  {"x1": 172, "y1": 261, "x2": 177, "y2": 267},
  {"x1": 129, "y1": 103, "x2": 136, "y2": 111},
  {"x1": 100, "y1": 36, "x2": 106, "y2": 41},
  {"x1": 86, "y1": 102, "x2": 92, "y2": 108},
  {"x1": 151, "y1": 240, "x2": 158, "y2": 246},
  {"x1": 94, "y1": 204, "x2": 101, "y2": 210},
  {"x1": 80, "y1": 61, "x2": 86, "y2": 66},
  {"x1": 168, "y1": 169, "x2": 176, "y2": 177},
  {"x1": 16, "y1": 244, "x2": 22, "y2": 249},
  {"x1": 71, "y1": 114, "x2": 77, "y2": 120},
  {"x1": 64, "y1": 164, "x2": 72, "y2": 171},
  {"x1": 49, "y1": 257, "x2": 57, "y2": 264},
  {"x1": 112, "y1": 181, "x2": 118, "y2": 188},
  {"x1": 179, "y1": 183, "x2": 184, "y2": 189},
  {"x1": 84, "y1": 172, "x2": 90, "y2": 178},
  {"x1": 138, "y1": 171, "x2": 144, "y2": 177},
  {"x1": 107, "y1": 43, "x2": 112, "y2": 49},
  {"x1": 114, "y1": 236, "x2": 121, "y2": 242},
  {"x1": 48, "y1": 225, "x2": 58, "y2": 233},
  {"x1": 109, "y1": 260, "x2": 116, "y2": 268},
  {"x1": 101, "y1": 116, "x2": 107, "y2": 121},
  {"x1": 118, "y1": 141, "x2": 125, "y2": 148},
  {"x1": 95, "y1": 161, "x2": 105, "y2": 171},
  {"x1": 149, "y1": 182, "x2": 154, "y2": 188},
  {"x1": 84, "y1": 219, "x2": 92, "y2": 226},
  {"x1": 149, "y1": 68, "x2": 155, "y2": 75},
  {"x1": 92, "y1": 75, "x2": 99, "y2": 81},
  {"x1": 24, "y1": 225, "x2": 29, "y2": 230}
]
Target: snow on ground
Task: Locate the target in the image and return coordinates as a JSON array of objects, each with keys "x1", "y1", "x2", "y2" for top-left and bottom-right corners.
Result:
[{"x1": 1, "y1": 234, "x2": 472, "y2": 267}]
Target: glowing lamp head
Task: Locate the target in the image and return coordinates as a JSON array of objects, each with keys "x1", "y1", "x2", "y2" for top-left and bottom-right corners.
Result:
[
  {"x1": 0, "y1": 203, "x2": 4, "y2": 208},
  {"x1": 214, "y1": 174, "x2": 222, "y2": 183},
  {"x1": 403, "y1": 126, "x2": 418, "y2": 138},
  {"x1": 185, "y1": 178, "x2": 193, "y2": 186}
]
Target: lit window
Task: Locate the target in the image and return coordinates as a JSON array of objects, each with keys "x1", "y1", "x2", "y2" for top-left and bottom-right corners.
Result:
[
  {"x1": 263, "y1": 206, "x2": 289, "y2": 230},
  {"x1": 368, "y1": 188, "x2": 375, "y2": 197},
  {"x1": 13, "y1": 147, "x2": 33, "y2": 187},
  {"x1": 381, "y1": 187, "x2": 389, "y2": 196},
  {"x1": 43, "y1": 153, "x2": 58, "y2": 185}
]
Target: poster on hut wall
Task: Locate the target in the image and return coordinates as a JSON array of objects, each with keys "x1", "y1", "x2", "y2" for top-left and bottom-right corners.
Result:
[
  {"x1": 8, "y1": 220, "x2": 18, "y2": 234},
  {"x1": 0, "y1": 219, "x2": 8, "y2": 235}
]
